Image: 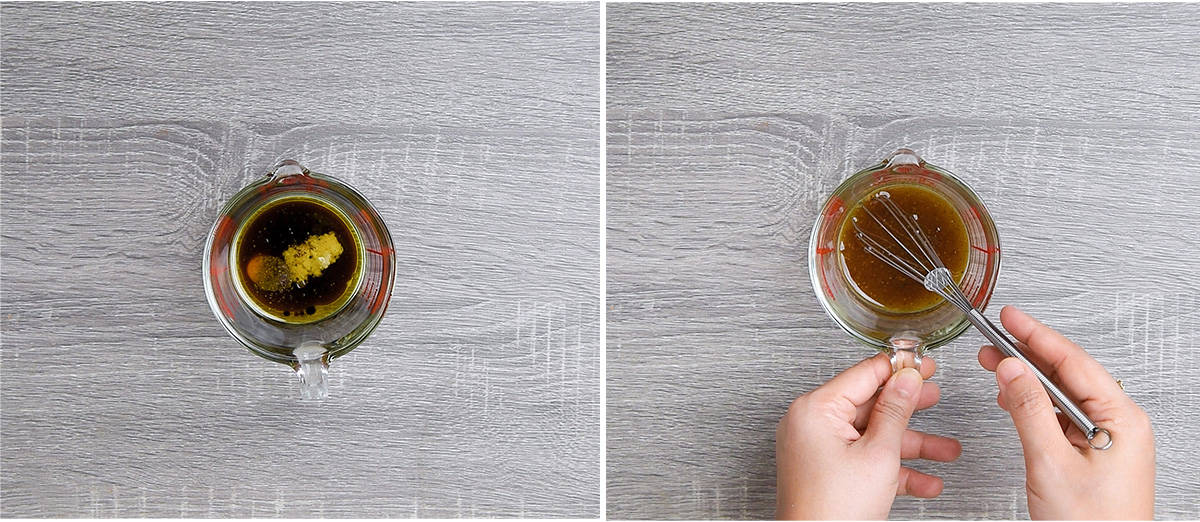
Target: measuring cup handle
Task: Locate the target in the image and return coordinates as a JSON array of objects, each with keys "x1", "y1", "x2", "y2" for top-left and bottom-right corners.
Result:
[
  {"x1": 293, "y1": 342, "x2": 329, "y2": 400},
  {"x1": 886, "y1": 332, "x2": 924, "y2": 373}
]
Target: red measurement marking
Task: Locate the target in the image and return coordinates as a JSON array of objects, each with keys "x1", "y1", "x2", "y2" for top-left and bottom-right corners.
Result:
[
  {"x1": 369, "y1": 289, "x2": 388, "y2": 314},
  {"x1": 818, "y1": 266, "x2": 834, "y2": 299},
  {"x1": 367, "y1": 253, "x2": 394, "y2": 314},
  {"x1": 211, "y1": 284, "x2": 235, "y2": 318},
  {"x1": 366, "y1": 246, "x2": 395, "y2": 257},
  {"x1": 824, "y1": 196, "x2": 845, "y2": 218},
  {"x1": 815, "y1": 246, "x2": 833, "y2": 255},
  {"x1": 219, "y1": 298, "x2": 234, "y2": 319},
  {"x1": 369, "y1": 275, "x2": 390, "y2": 313},
  {"x1": 972, "y1": 293, "x2": 986, "y2": 308},
  {"x1": 972, "y1": 245, "x2": 1000, "y2": 254},
  {"x1": 917, "y1": 176, "x2": 938, "y2": 187},
  {"x1": 300, "y1": 176, "x2": 326, "y2": 192},
  {"x1": 970, "y1": 206, "x2": 982, "y2": 220},
  {"x1": 207, "y1": 254, "x2": 236, "y2": 318},
  {"x1": 214, "y1": 215, "x2": 234, "y2": 241},
  {"x1": 209, "y1": 262, "x2": 223, "y2": 288}
]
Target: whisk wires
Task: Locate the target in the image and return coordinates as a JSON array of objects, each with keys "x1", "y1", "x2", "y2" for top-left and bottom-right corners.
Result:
[{"x1": 850, "y1": 192, "x2": 972, "y2": 311}]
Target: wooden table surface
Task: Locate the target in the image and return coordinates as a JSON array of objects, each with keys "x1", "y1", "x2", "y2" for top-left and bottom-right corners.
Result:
[
  {"x1": 1, "y1": 3, "x2": 600, "y2": 517},
  {"x1": 606, "y1": 3, "x2": 1200, "y2": 520}
]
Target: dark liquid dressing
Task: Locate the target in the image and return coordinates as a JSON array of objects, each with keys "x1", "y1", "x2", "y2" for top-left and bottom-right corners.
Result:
[
  {"x1": 838, "y1": 185, "x2": 969, "y2": 313},
  {"x1": 236, "y1": 198, "x2": 360, "y2": 322}
]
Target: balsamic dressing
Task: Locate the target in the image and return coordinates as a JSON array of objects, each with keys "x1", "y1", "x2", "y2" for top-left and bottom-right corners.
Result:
[{"x1": 838, "y1": 185, "x2": 969, "y2": 313}]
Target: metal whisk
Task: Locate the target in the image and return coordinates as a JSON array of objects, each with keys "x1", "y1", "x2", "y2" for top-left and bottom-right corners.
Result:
[{"x1": 852, "y1": 192, "x2": 1112, "y2": 450}]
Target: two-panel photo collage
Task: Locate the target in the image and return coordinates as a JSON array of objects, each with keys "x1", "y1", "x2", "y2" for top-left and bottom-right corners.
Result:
[{"x1": 2, "y1": 2, "x2": 1197, "y2": 520}]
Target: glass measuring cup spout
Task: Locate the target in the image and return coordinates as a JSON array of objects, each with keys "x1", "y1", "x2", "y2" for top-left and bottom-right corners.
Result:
[
  {"x1": 270, "y1": 159, "x2": 307, "y2": 180},
  {"x1": 293, "y1": 341, "x2": 329, "y2": 400},
  {"x1": 885, "y1": 148, "x2": 923, "y2": 170}
]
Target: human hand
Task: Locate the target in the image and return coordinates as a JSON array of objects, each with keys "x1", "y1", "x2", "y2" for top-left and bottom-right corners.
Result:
[
  {"x1": 978, "y1": 306, "x2": 1155, "y2": 520},
  {"x1": 776, "y1": 353, "x2": 961, "y2": 520}
]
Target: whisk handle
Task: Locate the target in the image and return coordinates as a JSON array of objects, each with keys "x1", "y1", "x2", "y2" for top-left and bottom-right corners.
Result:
[{"x1": 964, "y1": 309, "x2": 1112, "y2": 450}]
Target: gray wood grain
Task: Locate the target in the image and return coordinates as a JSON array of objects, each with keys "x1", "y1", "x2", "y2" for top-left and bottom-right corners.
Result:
[
  {"x1": 1, "y1": 3, "x2": 600, "y2": 518},
  {"x1": 606, "y1": 4, "x2": 1200, "y2": 520}
]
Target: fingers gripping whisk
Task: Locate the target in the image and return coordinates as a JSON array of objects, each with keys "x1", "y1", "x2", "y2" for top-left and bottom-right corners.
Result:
[{"x1": 851, "y1": 191, "x2": 1111, "y2": 450}]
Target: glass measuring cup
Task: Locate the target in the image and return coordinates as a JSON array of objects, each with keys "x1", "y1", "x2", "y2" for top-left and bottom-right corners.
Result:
[
  {"x1": 809, "y1": 149, "x2": 1001, "y2": 370},
  {"x1": 203, "y1": 160, "x2": 395, "y2": 399}
]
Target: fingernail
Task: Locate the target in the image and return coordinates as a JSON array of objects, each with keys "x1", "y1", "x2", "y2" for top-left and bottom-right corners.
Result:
[
  {"x1": 893, "y1": 367, "x2": 922, "y2": 398},
  {"x1": 997, "y1": 358, "x2": 1027, "y2": 385}
]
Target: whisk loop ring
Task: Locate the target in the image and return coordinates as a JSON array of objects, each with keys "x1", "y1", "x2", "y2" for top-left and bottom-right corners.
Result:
[{"x1": 1088, "y1": 427, "x2": 1113, "y2": 451}]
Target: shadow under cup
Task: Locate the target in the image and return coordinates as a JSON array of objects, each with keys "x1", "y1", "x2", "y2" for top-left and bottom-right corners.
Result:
[
  {"x1": 809, "y1": 150, "x2": 1001, "y2": 368},
  {"x1": 203, "y1": 160, "x2": 395, "y2": 399}
]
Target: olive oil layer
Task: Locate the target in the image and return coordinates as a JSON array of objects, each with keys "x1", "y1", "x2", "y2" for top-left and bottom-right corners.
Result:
[
  {"x1": 838, "y1": 184, "x2": 969, "y2": 313},
  {"x1": 236, "y1": 198, "x2": 360, "y2": 321}
]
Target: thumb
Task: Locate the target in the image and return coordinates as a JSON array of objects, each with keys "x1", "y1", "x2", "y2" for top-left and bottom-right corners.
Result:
[
  {"x1": 862, "y1": 367, "x2": 923, "y2": 450},
  {"x1": 995, "y1": 357, "x2": 1070, "y2": 459}
]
